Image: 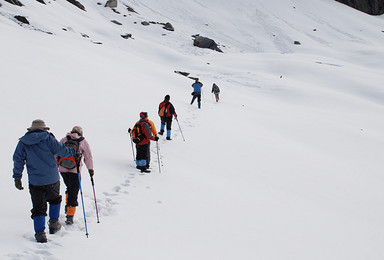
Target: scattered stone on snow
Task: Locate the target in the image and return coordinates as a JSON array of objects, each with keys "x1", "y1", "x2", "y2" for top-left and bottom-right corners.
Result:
[
  {"x1": 36, "y1": 0, "x2": 46, "y2": 4},
  {"x1": 111, "y1": 20, "x2": 122, "y2": 25},
  {"x1": 104, "y1": 0, "x2": 117, "y2": 8},
  {"x1": 67, "y1": 0, "x2": 86, "y2": 11},
  {"x1": 294, "y1": 41, "x2": 301, "y2": 45},
  {"x1": 192, "y1": 35, "x2": 223, "y2": 53},
  {"x1": 5, "y1": 0, "x2": 23, "y2": 6},
  {"x1": 121, "y1": 33, "x2": 133, "y2": 39},
  {"x1": 162, "y1": 22, "x2": 174, "y2": 31},
  {"x1": 141, "y1": 21, "x2": 150, "y2": 26},
  {"x1": 15, "y1": 15, "x2": 29, "y2": 24}
]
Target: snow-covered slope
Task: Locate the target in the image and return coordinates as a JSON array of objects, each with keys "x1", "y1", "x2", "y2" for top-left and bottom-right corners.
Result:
[{"x1": 1, "y1": 0, "x2": 384, "y2": 259}]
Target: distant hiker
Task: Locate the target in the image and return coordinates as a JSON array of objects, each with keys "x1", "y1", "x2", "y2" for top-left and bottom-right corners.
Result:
[
  {"x1": 129, "y1": 112, "x2": 157, "y2": 173},
  {"x1": 158, "y1": 95, "x2": 177, "y2": 140},
  {"x1": 191, "y1": 79, "x2": 203, "y2": 108},
  {"x1": 12, "y1": 119, "x2": 76, "y2": 243},
  {"x1": 211, "y1": 83, "x2": 220, "y2": 102},
  {"x1": 58, "y1": 126, "x2": 94, "y2": 225}
]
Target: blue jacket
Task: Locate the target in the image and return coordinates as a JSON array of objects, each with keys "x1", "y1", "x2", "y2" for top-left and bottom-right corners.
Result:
[
  {"x1": 13, "y1": 129, "x2": 76, "y2": 186},
  {"x1": 192, "y1": 82, "x2": 203, "y2": 93}
]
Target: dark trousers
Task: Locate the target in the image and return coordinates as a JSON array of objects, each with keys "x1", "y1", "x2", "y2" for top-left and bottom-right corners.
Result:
[
  {"x1": 191, "y1": 93, "x2": 201, "y2": 108},
  {"x1": 60, "y1": 172, "x2": 80, "y2": 207},
  {"x1": 29, "y1": 181, "x2": 62, "y2": 219},
  {"x1": 160, "y1": 116, "x2": 173, "y2": 130},
  {"x1": 136, "y1": 143, "x2": 149, "y2": 162}
]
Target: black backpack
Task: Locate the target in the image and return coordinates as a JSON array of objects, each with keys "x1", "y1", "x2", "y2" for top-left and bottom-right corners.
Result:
[{"x1": 58, "y1": 136, "x2": 84, "y2": 169}]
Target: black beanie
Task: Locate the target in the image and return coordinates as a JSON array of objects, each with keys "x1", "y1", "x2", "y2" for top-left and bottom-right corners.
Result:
[{"x1": 165, "y1": 95, "x2": 170, "y2": 100}]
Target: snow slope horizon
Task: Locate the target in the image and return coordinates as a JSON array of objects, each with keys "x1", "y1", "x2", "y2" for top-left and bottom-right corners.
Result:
[{"x1": 1, "y1": 0, "x2": 384, "y2": 259}]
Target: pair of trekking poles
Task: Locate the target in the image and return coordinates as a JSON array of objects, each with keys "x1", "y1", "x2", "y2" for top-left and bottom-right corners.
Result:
[
  {"x1": 77, "y1": 162, "x2": 100, "y2": 238},
  {"x1": 128, "y1": 117, "x2": 185, "y2": 174}
]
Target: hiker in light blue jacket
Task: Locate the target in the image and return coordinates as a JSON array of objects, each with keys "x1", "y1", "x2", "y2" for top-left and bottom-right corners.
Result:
[{"x1": 190, "y1": 79, "x2": 203, "y2": 108}]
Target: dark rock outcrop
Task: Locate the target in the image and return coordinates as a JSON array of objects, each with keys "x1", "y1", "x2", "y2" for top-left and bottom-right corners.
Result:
[
  {"x1": 111, "y1": 20, "x2": 122, "y2": 25},
  {"x1": 67, "y1": 0, "x2": 86, "y2": 11},
  {"x1": 105, "y1": 0, "x2": 117, "y2": 8},
  {"x1": 335, "y1": 0, "x2": 384, "y2": 15},
  {"x1": 162, "y1": 22, "x2": 174, "y2": 31},
  {"x1": 5, "y1": 0, "x2": 23, "y2": 6},
  {"x1": 15, "y1": 15, "x2": 29, "y2": 24},
  {"x1": 192, "y1": 35, "x2": 223, "y2": 53},
  {"x1": 36, "y1": 0, "x2": 46, "y2": 4},
  {"x1": 121, "y1": 33, "x2": 132, "y2": 39}
]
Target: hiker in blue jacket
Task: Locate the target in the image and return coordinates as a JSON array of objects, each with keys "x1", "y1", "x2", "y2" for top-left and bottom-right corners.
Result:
[
  {"x1": 190, "y1": 78, "x2": 203, "y2": 109},
  {"x1": 12, "y1": 119, "x2": 76, "y2": 243}
]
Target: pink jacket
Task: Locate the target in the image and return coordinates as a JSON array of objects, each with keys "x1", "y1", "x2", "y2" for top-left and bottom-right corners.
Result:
[{"x1": 58, "y1": 132, "x2": 93, "y2": 173}]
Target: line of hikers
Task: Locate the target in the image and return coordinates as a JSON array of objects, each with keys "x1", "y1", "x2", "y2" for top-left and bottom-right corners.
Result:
[{"x1": 12, "y1": 81, "x2": 220, "y2": 243}]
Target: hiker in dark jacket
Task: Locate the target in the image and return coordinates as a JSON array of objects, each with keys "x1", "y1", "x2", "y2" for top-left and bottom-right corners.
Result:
[
  {"x1": 191, "y1": 79, "x2": 203, "y2": 108},
  {"x1": 158, "y1": 95, "x2": 177, "y2": 140},
  {"x1": 211, "y1": 83, "x2": 220, "y2": 102},
  {"x1": 12, "y1": 119, "x2": 76, "y2": 243},
  {"x1": 131, "y1": 112, "x2": 156, "y2": 173}
]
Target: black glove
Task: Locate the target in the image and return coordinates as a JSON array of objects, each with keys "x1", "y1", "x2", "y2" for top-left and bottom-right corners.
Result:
[
  {"x1": 155, "y1": 136, "x2": 159, "y2": 141},
  {"x1": 15, "y1": 179, "x2": 24, "y2": 190},
  {"x1": 88, "y1": 169, "x2": 94, "y2": 177},
  {"x1": 128, "y1": 128, "x2": 131, "y2": 133}
]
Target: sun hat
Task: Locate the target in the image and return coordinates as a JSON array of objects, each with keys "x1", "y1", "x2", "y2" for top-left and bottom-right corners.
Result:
[{"x1": 27, "y1": 119, "x2": 50, "y2": 131}]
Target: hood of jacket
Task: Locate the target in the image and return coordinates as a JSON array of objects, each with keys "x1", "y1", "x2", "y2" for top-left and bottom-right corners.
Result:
[{"x1": 20, "y1": 129, "x2": 50, "y2": 146}]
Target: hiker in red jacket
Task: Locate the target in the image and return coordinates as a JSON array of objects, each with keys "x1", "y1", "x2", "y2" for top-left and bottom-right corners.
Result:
[{"x1": 158, "y1": 95, "x2": 177, "y2": 140}]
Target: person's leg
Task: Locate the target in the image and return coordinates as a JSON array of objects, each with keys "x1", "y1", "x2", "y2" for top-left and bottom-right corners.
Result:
[
  {"x1": 47, "y1": 181, "x2": 62, "y2": 234},
  {"x1": 29, "y1": 184, "x2": 48, "y2": 242}
]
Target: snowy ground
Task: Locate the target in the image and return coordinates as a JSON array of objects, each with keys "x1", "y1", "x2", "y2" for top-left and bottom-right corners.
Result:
[{"x1": 1, "y1": 0, "x2": 384, "y2": 259}]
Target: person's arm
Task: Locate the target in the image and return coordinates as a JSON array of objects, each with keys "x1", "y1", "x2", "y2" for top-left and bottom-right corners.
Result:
[{"x1": 12, "y1": 141, "x2": 26, "y2": 181}]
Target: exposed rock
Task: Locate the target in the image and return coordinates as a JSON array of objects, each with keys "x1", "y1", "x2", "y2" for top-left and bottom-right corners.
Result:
[
  {"x1": 174, "y1": 71, "x2": 190, "y2": 77},
  {"x1": 141, "y1": 21, "x2": 150, "y2": 26},
  {"x1": 335, "y1": 0, "x2": 384, "y2": 15},
  {"x1": 294, "y1": 41, "x2": 301, "y2": 45},
  {"x1": 105, "y1": 0, "x2": 117, "y2": 8},
  {"x1": 192, "y1": 35, "x2": 223, "y2": 53},
  {"x1": 67, "y1": 0, "x2": 86, "y2": 11},
  {"x1": 5, "y1": 0, "x2": 23, "y2": 6},
  {"x1": 162, "y1": 22, "x2": 174, "y2": 31},
  {"x1": 15, "y1": 15, "x2": 29, "y2": 24},
  {"x1": 121, "y1": 33, "x2": 132, "y2": 39},
  {"x1": 111, "y1": 20, "x2": 122, "y2": 25},
  {"x1": 36, "y1": 0, "x2": 46, "y2": 4}
]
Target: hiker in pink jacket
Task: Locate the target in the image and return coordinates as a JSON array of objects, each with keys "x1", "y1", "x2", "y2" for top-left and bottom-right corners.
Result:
[{"x1": 58, "y1": 126, "x2": 94, "y2": 225}]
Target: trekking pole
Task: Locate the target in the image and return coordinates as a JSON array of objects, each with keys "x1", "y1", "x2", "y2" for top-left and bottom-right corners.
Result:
[
  {"x1": 175, "y1": 117, "x2": 185, "y2": 141},
  {"x1": 128, "y1": 128, "x2": 135, "y2": 161},
  {"x1": 90, "y1": 176, "x2": 100, "y2": 223},
  {"x1": 156, "y1": 141, "x2": 161, "y2": 173},
  {"x1": 78, "y1": 171, "x2": 89, "y2": 237}
]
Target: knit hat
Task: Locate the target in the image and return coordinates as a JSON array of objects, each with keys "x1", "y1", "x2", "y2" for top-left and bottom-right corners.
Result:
[
  {"x1": 140, "y1": 112, "x2": 148, "y2": 119},
  {"x1": 71, "y1": 126, "x2": 83, "y2": 136},
  {"x1": 27, "y1": 119, "x2": 50, "y2": 131},
  {"x1": 164, "y1": 95, "x2": 170, "y2": 101}
]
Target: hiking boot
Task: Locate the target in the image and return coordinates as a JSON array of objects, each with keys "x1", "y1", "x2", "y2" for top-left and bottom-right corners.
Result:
[
  {"x1": 166, "y1": 137, "x2": 172, "y2": 140},
  {"x1": 65, "y1": 216, "x2": 74, "y2": 225},
  {"x1": 35, "y1": 232, "x2": 47, "y2": 243},
  {"x1": 158, "y1": 130, "x2": 164, "y2": 135},
  {"x1": 48, "y1": 219, "x2": 61, "y2": 234},
  {"x1": 140, "y1": 167, "x2": 151, "y2": 173}
]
